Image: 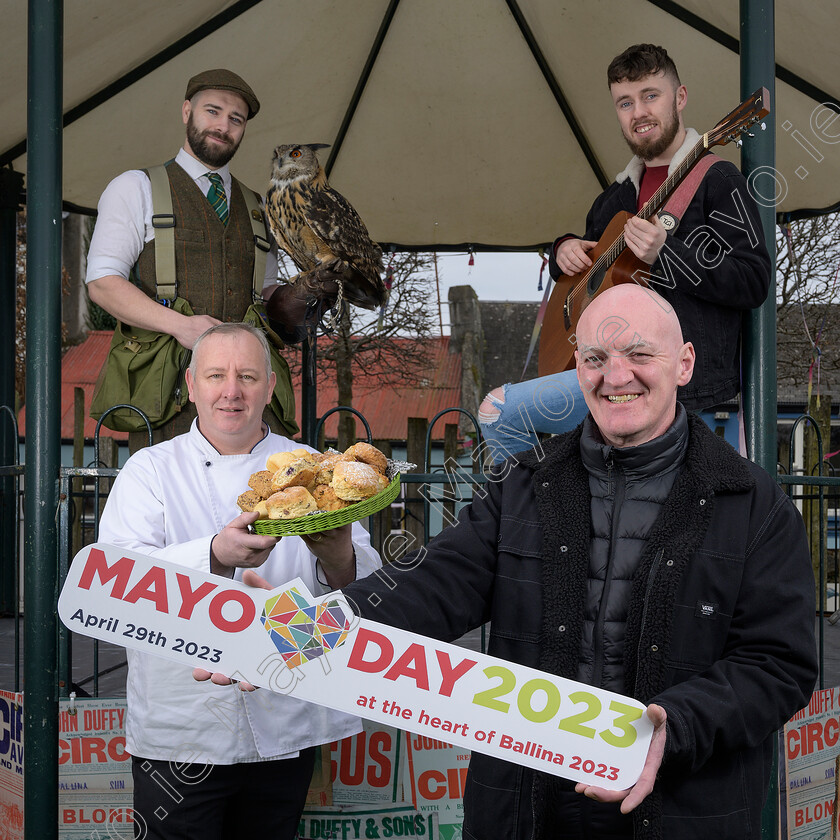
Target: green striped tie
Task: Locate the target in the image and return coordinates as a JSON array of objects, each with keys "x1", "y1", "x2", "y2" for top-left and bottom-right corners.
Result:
[{"x1": 206, "y1": 172, "x2": 229, "y2": 225}]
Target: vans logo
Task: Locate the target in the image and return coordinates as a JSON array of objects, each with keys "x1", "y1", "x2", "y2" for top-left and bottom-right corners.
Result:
[{"x1": 695, "y1": 600, "x2": 718, "y2": 619}]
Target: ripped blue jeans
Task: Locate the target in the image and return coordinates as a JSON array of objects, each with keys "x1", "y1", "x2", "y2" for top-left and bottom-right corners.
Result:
[{"x1": 478, "y1": 369, "x2": 588, "y2": 464}]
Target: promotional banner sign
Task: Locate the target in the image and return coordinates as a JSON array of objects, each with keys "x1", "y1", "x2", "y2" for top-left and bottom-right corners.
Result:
[
  {"x1": 0, "y1": 690, "x2": 24, "y2": 840},
  {"x1": 331, "y1": 722, "x2": 406, "y2": 806},
  {"x1": 59, "y1": 543, "x2": 653, "y2": 790},
  {"x1": 782, "y1": 687, "x2": 840, "y2": 840},
  {"x1": 298, "y1": 805, "x2": 437, "y2": 840},
  {"x1": 58, "y1": 698, "x2": 134, "y2": 839}
]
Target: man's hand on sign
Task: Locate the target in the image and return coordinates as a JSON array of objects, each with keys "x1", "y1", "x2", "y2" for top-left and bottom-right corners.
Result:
[
  {"x1": 574, "y1": 703, "x2": 667, "y2": 812},
  {"x1": 210, "y1": 511, "x2": 279, "y2": 577},
  {"x1": 193, "y1": 569, "x2": 272, "y2": 691}
]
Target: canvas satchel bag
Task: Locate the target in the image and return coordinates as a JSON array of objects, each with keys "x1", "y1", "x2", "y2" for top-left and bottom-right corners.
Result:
[{"x1": 90, "y1": 297, "x2": 194, "y2": 433}]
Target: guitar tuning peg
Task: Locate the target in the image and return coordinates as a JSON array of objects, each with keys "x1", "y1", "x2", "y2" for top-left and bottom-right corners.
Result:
[
  {"x1": 735, "y1": 139, "x2": 743, "y2": 148},
  {"x1": 760, "y1": 122, "x2": 767, "y2": 131},
  {"x1": 747, "y1": 132, "x2": 755, "y2": 138}
]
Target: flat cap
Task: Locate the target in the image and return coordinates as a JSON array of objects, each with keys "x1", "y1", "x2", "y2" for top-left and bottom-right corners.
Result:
[{"x1": 184, "y1": 69, "x2": 260, "y2": 119}]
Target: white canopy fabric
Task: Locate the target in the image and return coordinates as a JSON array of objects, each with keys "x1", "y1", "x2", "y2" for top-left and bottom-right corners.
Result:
[{"x1": 4, "y1": 0, "x2": 838, "y2": 248}]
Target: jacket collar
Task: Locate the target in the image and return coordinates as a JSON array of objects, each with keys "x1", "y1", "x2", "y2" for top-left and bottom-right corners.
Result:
[
  {"x1": 580, "y1": 404, "x2": 689, "y2": 478},
  {"x1": 519, "y1": 409, "x2": 755, "y2": 496},
  {"x1": 614, "y1": 127, "x2": 700, "y2": 193},
  {"x1": 188, "y1": 417, "x2": 272, "y2": 459}
]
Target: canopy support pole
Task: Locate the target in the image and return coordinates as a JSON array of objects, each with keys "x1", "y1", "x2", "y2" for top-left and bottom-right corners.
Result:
[
  {"x1": 24, "y1": 0, "x2": 63, "y2": 836},
  {"x1": 740, "y1": 0, "x2": 777, "y2": 476},
  {"x1": 739, "y1": 3, "x2": 780, "y2": 839}
]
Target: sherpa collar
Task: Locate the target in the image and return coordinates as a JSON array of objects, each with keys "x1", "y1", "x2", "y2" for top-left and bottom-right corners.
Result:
[{"x1": 520, "y1": 410, "x2": 755, "y2": 497}]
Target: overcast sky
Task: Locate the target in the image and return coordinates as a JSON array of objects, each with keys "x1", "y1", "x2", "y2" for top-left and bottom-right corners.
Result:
[{"x1": 433, "y1": 252, "x2": 549, "y2": 334}]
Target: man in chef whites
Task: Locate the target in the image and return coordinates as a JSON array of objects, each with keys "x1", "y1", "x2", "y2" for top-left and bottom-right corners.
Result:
[{"x1": 98, "y1": 322, "x2": 379, "y2": 840}]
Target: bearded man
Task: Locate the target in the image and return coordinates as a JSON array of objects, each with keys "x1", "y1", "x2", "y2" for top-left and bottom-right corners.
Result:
[
  {"x1": 479, "y1": 44, "x2": 771, "y2": 462},
  {"x1": 86, "y1": 69, "x2": 302, "y2": 450}
]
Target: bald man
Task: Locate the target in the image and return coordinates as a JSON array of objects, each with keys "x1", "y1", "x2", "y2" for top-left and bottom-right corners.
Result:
[{"x1": 336, "y1": 285, "x2": 817, "y2": 839}]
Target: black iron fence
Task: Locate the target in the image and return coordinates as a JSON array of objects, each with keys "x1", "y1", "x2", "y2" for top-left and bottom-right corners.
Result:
[{"x1": 0, "y1": 405, "x2": 837, "y2": 839}]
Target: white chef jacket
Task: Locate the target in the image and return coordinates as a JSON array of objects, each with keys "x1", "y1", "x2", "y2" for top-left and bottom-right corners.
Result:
[
  {"x1": 98, "y1": 421, "x2": 381, "y2": 764},
  {"x1": 85, "y1": 147, "x2": 279, "y2": 290}
]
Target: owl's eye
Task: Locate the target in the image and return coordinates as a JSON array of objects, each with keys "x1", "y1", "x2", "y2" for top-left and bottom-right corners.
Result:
[{"x1": 290, "y1": 149, "x2": 302, "y2": 158}]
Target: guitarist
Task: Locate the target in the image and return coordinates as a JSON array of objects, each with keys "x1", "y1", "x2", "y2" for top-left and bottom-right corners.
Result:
[{"x1": 478, "y1": 44, "x2": 770, "y2": 462}]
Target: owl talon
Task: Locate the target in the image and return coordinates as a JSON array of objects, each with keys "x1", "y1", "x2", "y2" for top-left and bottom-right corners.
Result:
[{"x1": 318, "y1": 256, "x2": 349, "y2": 275}]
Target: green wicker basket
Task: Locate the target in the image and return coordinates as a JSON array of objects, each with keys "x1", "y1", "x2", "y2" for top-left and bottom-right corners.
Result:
[{"x1": 252, "y1": 474, "x2": 401, "y2": 536}]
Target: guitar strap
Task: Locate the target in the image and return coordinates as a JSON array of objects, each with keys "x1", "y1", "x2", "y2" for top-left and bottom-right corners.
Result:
[{"x1": 657, "y1": 153, "x2": 723, "y2": 232}]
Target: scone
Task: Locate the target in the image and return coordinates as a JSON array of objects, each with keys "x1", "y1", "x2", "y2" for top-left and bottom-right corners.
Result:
[
  {"x1": 253, "y1": 500, "x2": 270, "y2": 519},
  {"x1": 266, "y1": 448, "x2": 311, "y2": 473},
  {"x1": 271, "y1": 456, "x2": 319, "y2": 491},
  {"x1": 315, "y1": 452, "x2": 354, "y2": 485},
  {"x1": 237, "y1": 489, "x2": 263, "y2": 512},
  {"x1": 248, "y1": 470, "x2": 276, "y2": 499},
  {"x1": 344, "y1": 442, "x2": 388, "y2": 475},
  {"x1": 265, "y1": 487, "x2": 319, "y2": 519},
  {"x1": 312, "y1": 484, "x2": 353, "y2": 511},
  {"x1": 332, "y1": 461, "x2": 389, "y2": 502}
]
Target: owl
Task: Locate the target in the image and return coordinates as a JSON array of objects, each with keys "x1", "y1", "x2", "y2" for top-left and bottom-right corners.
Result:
[{"x1": 266, "y1": 143, "x2": 386, "y2": 310}]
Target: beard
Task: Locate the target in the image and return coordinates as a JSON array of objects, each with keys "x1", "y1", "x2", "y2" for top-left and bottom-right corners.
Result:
[
  {"x1": 623, "y1": 99, "x2": 680, "y2": 162},
  {"x1": 186, "y1": 114, "x2": 241, "y2": 167}
]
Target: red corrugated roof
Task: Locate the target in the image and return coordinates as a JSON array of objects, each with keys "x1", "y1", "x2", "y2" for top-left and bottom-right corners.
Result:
[
  {"x1": 291, "y1": 336, "x2": 463, "y2": 441},
  {"x1": 19, "y1": 331, "x2": 461, "y2": 443},
  {"x1": 18, "y1": 331, "x2": 128, "y2": 442}
]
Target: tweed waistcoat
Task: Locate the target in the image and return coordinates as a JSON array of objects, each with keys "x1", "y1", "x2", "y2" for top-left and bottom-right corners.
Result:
[{"x1": 134, "y1": 160, "x2": 257, "y2": 319}]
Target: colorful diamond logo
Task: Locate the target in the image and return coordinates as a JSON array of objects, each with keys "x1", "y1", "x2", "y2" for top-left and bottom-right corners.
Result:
[{"x1": 261, "y1": 587, "x2": 351, "y2": 665}]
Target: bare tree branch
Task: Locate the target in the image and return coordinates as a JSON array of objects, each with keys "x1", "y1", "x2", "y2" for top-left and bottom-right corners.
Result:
[
  {"x1": 776, "y1": 213, "x2": 840, "y2": 391},
  {"x1": 283, "y1": 252, "x2": 441, "y2": 444}
]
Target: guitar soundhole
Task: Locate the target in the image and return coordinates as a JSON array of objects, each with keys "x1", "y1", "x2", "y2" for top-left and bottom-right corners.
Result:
[{"x1": 587, "y1": 264, "x2": 607, "y2": 296}]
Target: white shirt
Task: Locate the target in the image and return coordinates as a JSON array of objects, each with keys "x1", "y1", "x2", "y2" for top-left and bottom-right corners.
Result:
[
  {"x1": 85, "y1": 148, "x2": 278, "y2": 290},
  {"x1": 98, "y1": 422, "x2": 381, "y2": 764}
]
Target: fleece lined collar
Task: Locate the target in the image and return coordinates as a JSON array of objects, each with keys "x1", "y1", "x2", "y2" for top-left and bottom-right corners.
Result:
[{"x1": 520, "y1": 409, "x2": 755, "y2": 497}]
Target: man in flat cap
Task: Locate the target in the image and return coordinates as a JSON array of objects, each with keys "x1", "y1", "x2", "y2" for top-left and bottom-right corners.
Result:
[{"x1": 86, "y1": 69, "x2": 300, "y2": 451}]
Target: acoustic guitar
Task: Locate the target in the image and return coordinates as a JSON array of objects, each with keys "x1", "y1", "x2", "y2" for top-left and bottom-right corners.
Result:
[{"x1": 537, "y1": 87, "x2": 770, "y2": 377}]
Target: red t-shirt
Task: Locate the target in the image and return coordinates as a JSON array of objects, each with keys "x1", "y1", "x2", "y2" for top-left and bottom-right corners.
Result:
[{"x1": 637, "y1": 165, "x2": 669, "y2": 211}]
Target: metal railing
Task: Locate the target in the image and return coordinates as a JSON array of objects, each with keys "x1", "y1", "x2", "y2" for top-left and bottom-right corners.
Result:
[{"x1": 1, "y1": 403, "x2": 836, "y2": 839}]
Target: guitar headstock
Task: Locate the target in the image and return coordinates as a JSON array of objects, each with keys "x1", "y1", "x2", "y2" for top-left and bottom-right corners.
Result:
[{"x1": 705, "y1": 87, "x2": 770, "y2": 149}]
